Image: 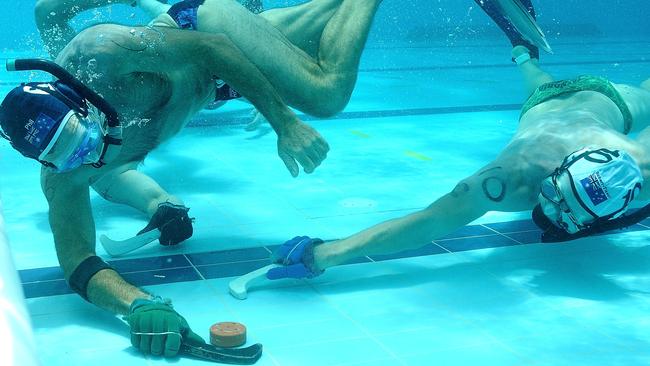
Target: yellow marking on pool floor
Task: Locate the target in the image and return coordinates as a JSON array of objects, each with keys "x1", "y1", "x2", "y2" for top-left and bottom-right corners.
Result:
[
  {"x1": 350, "y1": 130, "x2": 370, "y2": 138},
  {"x1": 404, "y1": 150, "x2": 432, "y2": 161}
]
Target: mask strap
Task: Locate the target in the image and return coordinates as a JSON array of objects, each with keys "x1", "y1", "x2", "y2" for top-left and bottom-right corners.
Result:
[
  {"x1": 538, "y1": 202, "x2": 650, "y2": 243},
  {"x1": 564, "y1": 170, "x2": 599, "y2": 220},
  {"x1": 30, "y1": 84, "x2": 88, "y2": 117},
  {"x1": 91, "y1": 127, "x2": 122, "y2": 168}
]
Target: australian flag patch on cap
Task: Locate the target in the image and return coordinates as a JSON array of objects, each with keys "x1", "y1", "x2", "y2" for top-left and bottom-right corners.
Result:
[
  {"x1": 24, "y1": 112, "x2": 57, "y2": 150},
  {"x1": 580, "y1": 173, "x2": 609, "y2": 206}
]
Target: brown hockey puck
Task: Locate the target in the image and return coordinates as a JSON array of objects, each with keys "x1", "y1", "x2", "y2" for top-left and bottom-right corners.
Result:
[{"x1": 209, "y1": 322, "x2": 247, "y2": 348}]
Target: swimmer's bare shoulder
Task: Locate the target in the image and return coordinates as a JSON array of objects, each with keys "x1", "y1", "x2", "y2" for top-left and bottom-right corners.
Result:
[{"x1": 55, "y1": 24, "x2": 149, "y2": 79}]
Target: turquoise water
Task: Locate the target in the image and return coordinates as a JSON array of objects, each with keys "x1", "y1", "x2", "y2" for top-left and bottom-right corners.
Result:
[{"x1": 1, "y1": 1, "x2": 650, "y2": 365}]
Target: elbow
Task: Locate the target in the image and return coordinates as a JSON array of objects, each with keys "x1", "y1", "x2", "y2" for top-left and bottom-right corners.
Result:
[{"x1": 57, "y1": 253, "x2": 87, "y2": 281}]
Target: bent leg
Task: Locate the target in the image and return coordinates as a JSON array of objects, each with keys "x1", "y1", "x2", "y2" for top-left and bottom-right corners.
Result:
[
  {"x1": 139, "y1": 0, "x2": 264, "y2": 20},
  {"x1": 512, "y1": 46, "x2": 554, "y2": 96},
  {"x1": 259, "y1": 0, "x2": 342, "y2": 58},
  {"x1": 91, "y1": 162, "x2": 183, "y2": 217},
  {"x1": 197, "y1": 0, "x2": 381, "y2": 117}
]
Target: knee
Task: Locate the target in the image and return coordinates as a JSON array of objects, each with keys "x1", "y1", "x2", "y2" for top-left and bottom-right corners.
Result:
[
  {"x1": 309, "y1": 96, "x2": 348, "y2": 118},
  {"x1": 308, "y1": 76, "x2": 354, "y2": 118},
  {"x1": 91, "y1": 178, "x2": 114, "y2": 201}
]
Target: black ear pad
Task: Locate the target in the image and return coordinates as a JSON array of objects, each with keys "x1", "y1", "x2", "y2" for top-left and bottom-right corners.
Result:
[
  {"x1": 532, "y1": 204, "x2": 553, "y2": 231},
  {"x1": 531, "y1": 204, "x2": 576, "y2": 243}
]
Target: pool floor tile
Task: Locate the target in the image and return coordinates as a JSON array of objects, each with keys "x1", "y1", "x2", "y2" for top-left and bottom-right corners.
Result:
[
  {"x1": 121, "y1": 267, "x2": 201, "y2": 287},
  {"x1": 267, "y1": 337, "x2": 394, "y2": 366},
  {"x1": 399, "y1": 342, "x2": 532, "y2": 366},
  {"x1": 435, "y1": 234, "x2": 519, "y2": 252},
  {"x1": 484, "y1": 219, "x2": 540, "y2": 233},
  {"x1": 4, "y1": 37, "x2": 650, "y2": 366}
]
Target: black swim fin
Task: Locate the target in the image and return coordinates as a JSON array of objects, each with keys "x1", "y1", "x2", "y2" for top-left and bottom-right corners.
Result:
[{"x1": 474, "y1": 0, "x2": 552, "y2": 58}]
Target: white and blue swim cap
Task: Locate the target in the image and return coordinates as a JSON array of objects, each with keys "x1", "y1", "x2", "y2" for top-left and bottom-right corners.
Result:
[{"x1": 537, "y1": 147, "x2": 643, "y2": 234}]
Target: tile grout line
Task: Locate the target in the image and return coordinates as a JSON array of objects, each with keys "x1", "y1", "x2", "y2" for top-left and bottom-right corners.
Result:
[
  {"x1": 480, "y1": 224, "x2": 525, "y2": 245},
  {"x1": 14, "y1": 228, "x2": 536, "y2": 287},
  {"x1": 193, "y1": 257, "x2": 270, "y2": 268},
  {"x1": 306, "y1": 281, "x2": 408, "y2": 366},
  {"x1": 183, "y1": 253, "x2": 207, "y2": 281},
  {"x1": 21, "y1": 264, "x2": 199, "y2": 284},
  {"x1": 432, "y1": 241, "x2": 453, "y2": 254},
  {"x1": 23, "y1": 221, "x2": 649, "y2": 298}
]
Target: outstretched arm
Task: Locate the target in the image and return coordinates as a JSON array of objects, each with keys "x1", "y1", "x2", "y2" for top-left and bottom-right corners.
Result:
[
  {"x1": 42, "y1": 169, "x2": 204, "y2": 357},
  {"x1": 313, "y1": 163, "x2": 534, "y2": 270},
  {"x1": 35, "y1": 0, "x2": 134, "y2": 57},
  {"x1": 41, "y1": 169, "x2": 149, "y2": 315}
]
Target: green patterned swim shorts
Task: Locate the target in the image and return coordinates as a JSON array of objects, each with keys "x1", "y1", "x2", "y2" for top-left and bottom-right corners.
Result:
[{"x1": 520, "y1": 75, "x2": 633, "y2": 133}]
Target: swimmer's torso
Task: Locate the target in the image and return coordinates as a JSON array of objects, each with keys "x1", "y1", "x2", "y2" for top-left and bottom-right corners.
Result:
[
  {"x1": 55, "y1": 24, "x2": 216, "y2": 168},
  {"x1": 492, "y1": 90, "x2": 648, "y2": 205}
]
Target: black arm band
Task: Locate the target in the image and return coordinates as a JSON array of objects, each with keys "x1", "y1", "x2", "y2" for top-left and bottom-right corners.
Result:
[{"x1": 68, "y1": 256, "x2": 113, "y2": 301}]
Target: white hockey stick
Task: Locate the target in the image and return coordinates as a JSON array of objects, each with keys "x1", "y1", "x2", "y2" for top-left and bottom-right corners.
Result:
[
  {"x1": 99, "y1": 229, "x2": 161, "y2": 257},
  {"x1": 228, "y1": 264, "x2": 281, "y2": 300}
]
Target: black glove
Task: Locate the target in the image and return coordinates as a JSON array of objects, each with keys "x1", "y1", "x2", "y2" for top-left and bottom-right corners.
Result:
[
  {"x1": 125, "y1": 297, "x2": 204, "y2": 357},
  {"x1": 138, "y1": 202, "x2": 193, "y2": 246}
]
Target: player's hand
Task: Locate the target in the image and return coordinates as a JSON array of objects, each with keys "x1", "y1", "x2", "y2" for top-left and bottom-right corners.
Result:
[
  {"x1": 277, "y1": 120, "x2": 330, "y2": 177},
  {"x1": 138, "y1": 202, "x2": 193, "y2": 246},
  {"x1": 125, "y1": 297, "x2": 204, "y2": 357},
  {"x1": 266, "y1": 236, "x2": 324, "y2": 280}
]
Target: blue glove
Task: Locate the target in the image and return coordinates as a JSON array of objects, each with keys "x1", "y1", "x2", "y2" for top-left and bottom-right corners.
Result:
[{"x1": 267, "y1": 236, "x2": 324, "y2": 280}]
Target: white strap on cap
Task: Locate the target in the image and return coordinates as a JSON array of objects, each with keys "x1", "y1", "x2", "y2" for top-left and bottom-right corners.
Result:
[{"x1": 38, "y1": 109, "x2": 76, "y2": 160}]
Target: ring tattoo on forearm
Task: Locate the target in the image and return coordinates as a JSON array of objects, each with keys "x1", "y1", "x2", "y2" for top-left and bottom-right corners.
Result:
[{"x1": 479, "y1": 167, "x2": 506, "y2": 202}]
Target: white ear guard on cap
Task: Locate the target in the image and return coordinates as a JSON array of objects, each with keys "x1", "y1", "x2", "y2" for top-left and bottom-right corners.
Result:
[{"x1": 538, "y1": 147, "x2": 643, "y2": 234}]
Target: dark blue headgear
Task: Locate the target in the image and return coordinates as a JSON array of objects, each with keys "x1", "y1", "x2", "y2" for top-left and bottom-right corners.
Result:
[
  {"x1": 0, "y1": 81, "x2": 87, "y2": 161},
  {"x1": 0, "y1": 58, "x2": 122, "y2": 170}
]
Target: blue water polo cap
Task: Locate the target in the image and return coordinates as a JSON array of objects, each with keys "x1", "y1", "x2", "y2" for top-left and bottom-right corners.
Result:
[{"x1": 0, "y1": 81, "x2": 87, "y2": 161}]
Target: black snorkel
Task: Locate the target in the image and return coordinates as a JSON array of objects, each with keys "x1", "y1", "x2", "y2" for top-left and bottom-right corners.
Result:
[{"x1": 5, "y1": 58, "x2": 122, "y2": 168}]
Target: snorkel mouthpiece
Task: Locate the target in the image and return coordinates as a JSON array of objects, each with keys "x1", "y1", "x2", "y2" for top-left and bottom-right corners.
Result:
[{"x1": 6, "y1": 59, "x2": 17, "y2": 72}]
